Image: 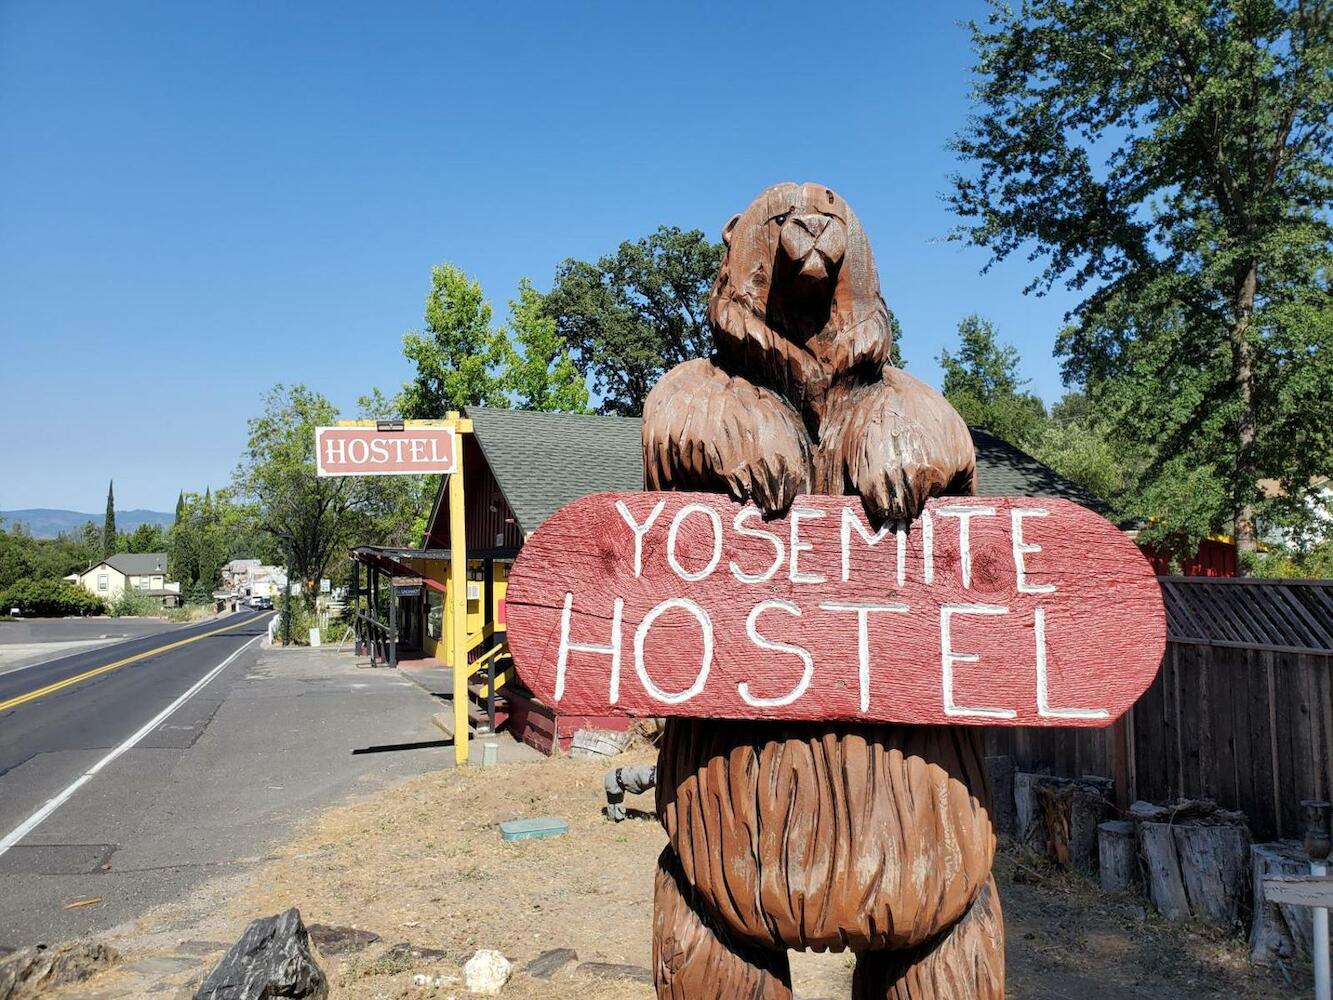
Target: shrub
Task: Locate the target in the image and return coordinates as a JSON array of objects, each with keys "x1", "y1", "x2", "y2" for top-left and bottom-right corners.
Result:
[
  {"x1": 109, "y1": 587, "x2": 162, "y2": 618},
  {"x1": 275, "y1": 594, "x2": 320, "y2": 645},
  {"x1": 0, "y1": 579, "x2": 106, "y2": 617}
]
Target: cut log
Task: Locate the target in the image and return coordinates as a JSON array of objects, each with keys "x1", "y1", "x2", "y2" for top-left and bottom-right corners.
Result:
[
  {"x1": 1249, "y1": 841, "x2": 1315, "y2": 965},
  {"x1": 1099, "y1": 820, "x2": 1137, "y2": 892},
  {"x1": 1071, "y1": 777, "x2": 1115, "y2": 872},
  {"x1": 1032, "y1": 775, "x2": 1113, "y2": 871},
  {"x1": 1138, "y1": 817, "x2": 1251, "y2": 927},
  {"x1": 984, "y1": 756, "x2": 1016, "y2": 838},
  {"x1": 1014, "y1": 772, "x2": 1048, "y2": 856}
]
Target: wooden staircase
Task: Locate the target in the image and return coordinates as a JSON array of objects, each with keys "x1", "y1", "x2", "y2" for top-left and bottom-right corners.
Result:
[{"x1": 462, "y1": 622, "x2": 516, "y2": 734}]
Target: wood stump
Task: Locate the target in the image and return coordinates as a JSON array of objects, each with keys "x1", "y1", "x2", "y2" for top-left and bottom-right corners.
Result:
[
  {"x1": 1134, "y1": 802, "x2": 1250, "y2": 927},
  {"x1": 1098, "y1": 820, "x2": 1137, "y2": 892},
  {"x1": 984, "y1": 756, "x2": 1016, "y2": 838},
  {"x1": 1014, "y1": 772, "x2": 1048, "y2": 856},
  {"x1": 1018, "y1": 773, "x2": 1113, "y2": 871},
  {"x1": 1249, "y1": 841, "x2": 1316, "y2": 964}
]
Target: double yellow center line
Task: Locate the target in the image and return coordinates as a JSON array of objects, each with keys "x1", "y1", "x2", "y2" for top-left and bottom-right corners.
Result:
[{"x1": 0, "y1": 612, "x2": 275, "y2": 713}]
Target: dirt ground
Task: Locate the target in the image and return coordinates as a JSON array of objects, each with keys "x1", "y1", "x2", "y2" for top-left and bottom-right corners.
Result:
[{"x1": 71, "y1": 749, "x2": 1296, "y2": 999}]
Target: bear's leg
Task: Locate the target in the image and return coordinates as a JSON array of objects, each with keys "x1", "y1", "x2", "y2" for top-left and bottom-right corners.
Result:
[
  {"x1": 850, "y1": 875, "x2": 1004, "y2": 1000},
  {"x1": 653, "y1": 847, "x2": 792, "y2": 1000}
]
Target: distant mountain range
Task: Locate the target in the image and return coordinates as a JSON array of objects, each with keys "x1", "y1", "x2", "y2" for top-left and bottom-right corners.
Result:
[{"x1": 1, "y1": 508, "x2": 174, "y2": 539}]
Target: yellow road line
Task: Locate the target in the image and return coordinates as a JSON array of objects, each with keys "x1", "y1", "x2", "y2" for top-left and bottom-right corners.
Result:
[{"x1": 0, "y1": 612, "x2": 275, "y2": 713}]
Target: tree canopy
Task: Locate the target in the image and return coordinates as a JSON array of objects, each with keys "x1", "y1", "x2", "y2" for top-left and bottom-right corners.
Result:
[
  {"x1": 400, "y1": 264, "x2": 510, "y2": 419},
  {"x1": 500, "y1": 278, "x2": 590, "y2": 413},
  {"x1": 949, "y1": 0, "x2": 1333, "y2": 556},
  {"x1": 939, "y1": 315, "x2": 1048, "y2": 448},
  {"x1": 102, "y1": 481, "x2": 116, "y2": 559},
  {"x1": 544, "y1": 226, "x2": 723, "y2": 415},
  {"x1": 233, "y1": 384, "x2": 422, "y2": 600}
]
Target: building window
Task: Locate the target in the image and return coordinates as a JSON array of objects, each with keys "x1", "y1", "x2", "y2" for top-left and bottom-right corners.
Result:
[{"x1": 97, "y1": 574, "x2": 108, "y2": 591}]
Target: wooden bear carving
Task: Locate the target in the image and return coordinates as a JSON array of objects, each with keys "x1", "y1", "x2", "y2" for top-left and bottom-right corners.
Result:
[{"x1": 642, "y1": 183, "x2": 1005, "y2": 999}]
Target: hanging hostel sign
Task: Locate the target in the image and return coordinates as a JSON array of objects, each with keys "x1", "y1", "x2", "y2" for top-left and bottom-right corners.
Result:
[
  {"x1": 315, "y1": 422, "x2": 457, "y2": 477},
  {"x1": 505, "y1": 492, "x2": 1165, "y2": 727}
]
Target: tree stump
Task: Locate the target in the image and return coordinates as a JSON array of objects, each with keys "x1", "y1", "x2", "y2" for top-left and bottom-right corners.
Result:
[
  {"x1": 1249, "y1": 841, "x2": 1315, "y2": 964},
  {"x1": 1014, "y1": 772, "x2": 1048, "y2": 856},
  {"x1": 984, "y1": 756, "x2": 1016, "y2": 838},
  {"x1": 1098, "y1": 820, "x2": 1137, "y2": 892},
  {"x1": 1030, "y1": 775, "x2": 1113, "y2": 871},
  {"x1": 1137, "y1": 810, "x2": 1250, "y2": 927}
]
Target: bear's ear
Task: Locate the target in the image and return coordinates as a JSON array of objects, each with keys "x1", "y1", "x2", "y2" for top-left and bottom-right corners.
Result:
[{"x1": 721, "y1": 213, "x2": 741, "y2": 247}]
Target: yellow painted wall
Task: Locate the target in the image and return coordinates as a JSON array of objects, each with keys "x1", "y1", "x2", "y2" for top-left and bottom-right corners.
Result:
[{"x1": 400, "y1": 558, "x2": 509, "y2": 664}]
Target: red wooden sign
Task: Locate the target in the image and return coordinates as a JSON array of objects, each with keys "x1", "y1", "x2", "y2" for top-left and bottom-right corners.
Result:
[
  {"x1": 504, "y1": 492, "x2": 1165, "y2": 727},
  {"x1": 315, "y1": 425, "x2": 456, "y2": 477}
]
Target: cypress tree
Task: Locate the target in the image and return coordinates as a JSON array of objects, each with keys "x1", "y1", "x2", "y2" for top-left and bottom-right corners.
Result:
[{"x1": 103, "y1": 481, "x2": 116, "y2": 558}]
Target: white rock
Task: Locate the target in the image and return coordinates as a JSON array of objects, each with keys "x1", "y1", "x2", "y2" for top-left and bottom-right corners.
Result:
[{"x1": 463, "y1": 949, "x2": 512, "y2": 995}]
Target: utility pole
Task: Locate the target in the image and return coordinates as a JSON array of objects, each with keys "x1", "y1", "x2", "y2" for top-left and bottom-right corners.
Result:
[{"x1": 284, "y1": 560, "x2": 293, "y2": 646}]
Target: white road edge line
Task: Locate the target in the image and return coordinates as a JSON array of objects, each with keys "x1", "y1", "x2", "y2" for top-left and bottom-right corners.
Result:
[{"x1": 0, "y1": 631, "x2": 264, "y2": 860}]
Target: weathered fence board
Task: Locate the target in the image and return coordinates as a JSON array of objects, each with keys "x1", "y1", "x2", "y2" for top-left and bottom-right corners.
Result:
[{"x1": 986, "y1": 638, "x2": 1333, "y2": 842}]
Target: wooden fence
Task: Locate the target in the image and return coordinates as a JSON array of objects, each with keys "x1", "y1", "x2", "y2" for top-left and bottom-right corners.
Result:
[{"x1": 985, "y1": 579, "x2": 1333, "y2": 842}]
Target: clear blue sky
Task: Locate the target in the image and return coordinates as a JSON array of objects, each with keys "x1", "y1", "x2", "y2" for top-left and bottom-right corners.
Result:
[{"x1": 0, "y1": 0, "x2": 1083, "y2": 512}]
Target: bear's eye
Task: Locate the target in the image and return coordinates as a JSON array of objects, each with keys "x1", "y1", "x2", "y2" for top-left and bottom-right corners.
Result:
[{"x1": 773, "y1": 213, "x2": 788, "y2": 226}]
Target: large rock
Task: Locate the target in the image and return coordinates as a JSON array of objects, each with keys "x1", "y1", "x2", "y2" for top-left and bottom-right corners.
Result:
[
  {"x1": 0, "y1": 940, "x2": 119, "y2": 1000},
  {"x1": 463, "y1": 949, "x2": 512, "y2": 995},
  {"x1": 193, "y1": 908, "x2": 327, "y2": 1000}
]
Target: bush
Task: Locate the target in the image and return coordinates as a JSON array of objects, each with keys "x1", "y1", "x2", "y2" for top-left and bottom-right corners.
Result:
[
  {"x1": 109, "y1": 587, "x2": 162, "y2": 618},
  {"x1": 275, "y1": 594, "x2": 320, "y2": 645},
  {"x1": 0, "y1": 579, "x2": 106, "y2": 617}
]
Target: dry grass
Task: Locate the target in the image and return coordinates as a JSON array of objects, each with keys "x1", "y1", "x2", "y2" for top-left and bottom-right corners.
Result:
[{"x1": 77, "y1": 748, "x2": 1296, "y2": 999}]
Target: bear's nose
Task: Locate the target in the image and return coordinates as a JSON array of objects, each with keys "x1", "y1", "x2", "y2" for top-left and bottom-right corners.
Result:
[{"x1": 793, "y1": 214, "x2": 829, "y2": 238}]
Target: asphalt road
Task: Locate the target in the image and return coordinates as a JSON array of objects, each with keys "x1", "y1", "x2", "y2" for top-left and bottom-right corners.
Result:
[
  {"x1": 0, "y1": 610, "x2": 272, "y2": 942},
  {"x1": 0, "y1": 608, "x2": 453, "y2": 949},
  {"x1": 0, "y1": 616, "x2": 190, "y2": 677},
  {"x1": 0, "y1": 617, "x2": 184, "y2": 645}
]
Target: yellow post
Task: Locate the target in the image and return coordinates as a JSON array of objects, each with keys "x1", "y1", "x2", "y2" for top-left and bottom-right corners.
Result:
[{"x1": 448, "y1": 413, "x2": 469, "y2": 766}]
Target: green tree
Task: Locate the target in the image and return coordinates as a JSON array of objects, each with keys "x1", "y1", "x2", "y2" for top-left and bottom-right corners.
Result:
[
  {"x1": 544, "y1": 226, "x2": 723, "y2": 415},
  {"x1": 500, "y1": 278, "x2": 590, "y2": 413},
  {"x1": 168, "y1": 491, "x2": 230, "y2": 593},
  {"x1": 1032, "y1": 393, "x2": 1137, "y2": 506},
  {"x1": 102, "y1": 481, "x2": 116, "y2": 559},
  {"x1": 122, "y1": 522, "x2": 167, "y2": 554},
  {"x1": 234, "y1": 384, "x2": 421, "y2": 602},
  {"x1": 949, "y1": 0, "x2": 1333, "y2": 558},
  {"x1": 939, "y1": 315, "x2": 1048, "y2": 449},
  {"x1": 400, "y1": 263, "x2": 509, "y2": 419}
]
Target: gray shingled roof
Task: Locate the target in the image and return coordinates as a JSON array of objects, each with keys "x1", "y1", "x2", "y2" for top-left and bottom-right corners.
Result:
[
  {"x1": 465, "y1": 409, "x2": 1105, "y2": 534},
  {"x1": 466, "y1": 408, "x2": 646, "y2": 536},
  {"x1": 105, "y1": 552, "x2": 168, "y2": 575},
  {"x1": 968, "y1": 427, "x2": 1110, "y2": 514}
]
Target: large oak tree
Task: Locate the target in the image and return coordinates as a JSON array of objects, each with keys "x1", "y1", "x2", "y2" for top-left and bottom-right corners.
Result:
[{"x1": 949, "y1": 0, "x2": 1332, "y2": 557}]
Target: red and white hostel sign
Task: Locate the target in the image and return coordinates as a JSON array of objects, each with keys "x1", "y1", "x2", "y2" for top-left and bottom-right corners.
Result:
[
  {"x1": 315, "y1": 426, "x2": 457, "y2": 477},
  {"x1": 505, "y1": 492, "x2": 1166, "y2": 727}
]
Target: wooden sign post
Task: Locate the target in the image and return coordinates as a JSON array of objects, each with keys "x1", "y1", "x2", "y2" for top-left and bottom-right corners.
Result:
[{"x1": 506, "y1": 492, "x2": 1165, "y2": 727}]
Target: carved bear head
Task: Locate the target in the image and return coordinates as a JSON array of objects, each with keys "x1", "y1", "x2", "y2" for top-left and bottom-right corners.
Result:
[{"x1": 709, "y1": 182, "x2": 893, "y2": 394}]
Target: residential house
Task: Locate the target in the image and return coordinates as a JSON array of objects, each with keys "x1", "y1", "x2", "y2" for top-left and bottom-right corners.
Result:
[{"x1": 68, "y1": 553, "x2": 182, "y2": 608}]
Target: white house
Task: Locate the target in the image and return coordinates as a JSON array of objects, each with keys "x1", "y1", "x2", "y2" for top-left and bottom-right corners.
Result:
[{"x1": 68, "y1": 553, "x2": 182, "y2": 607}]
